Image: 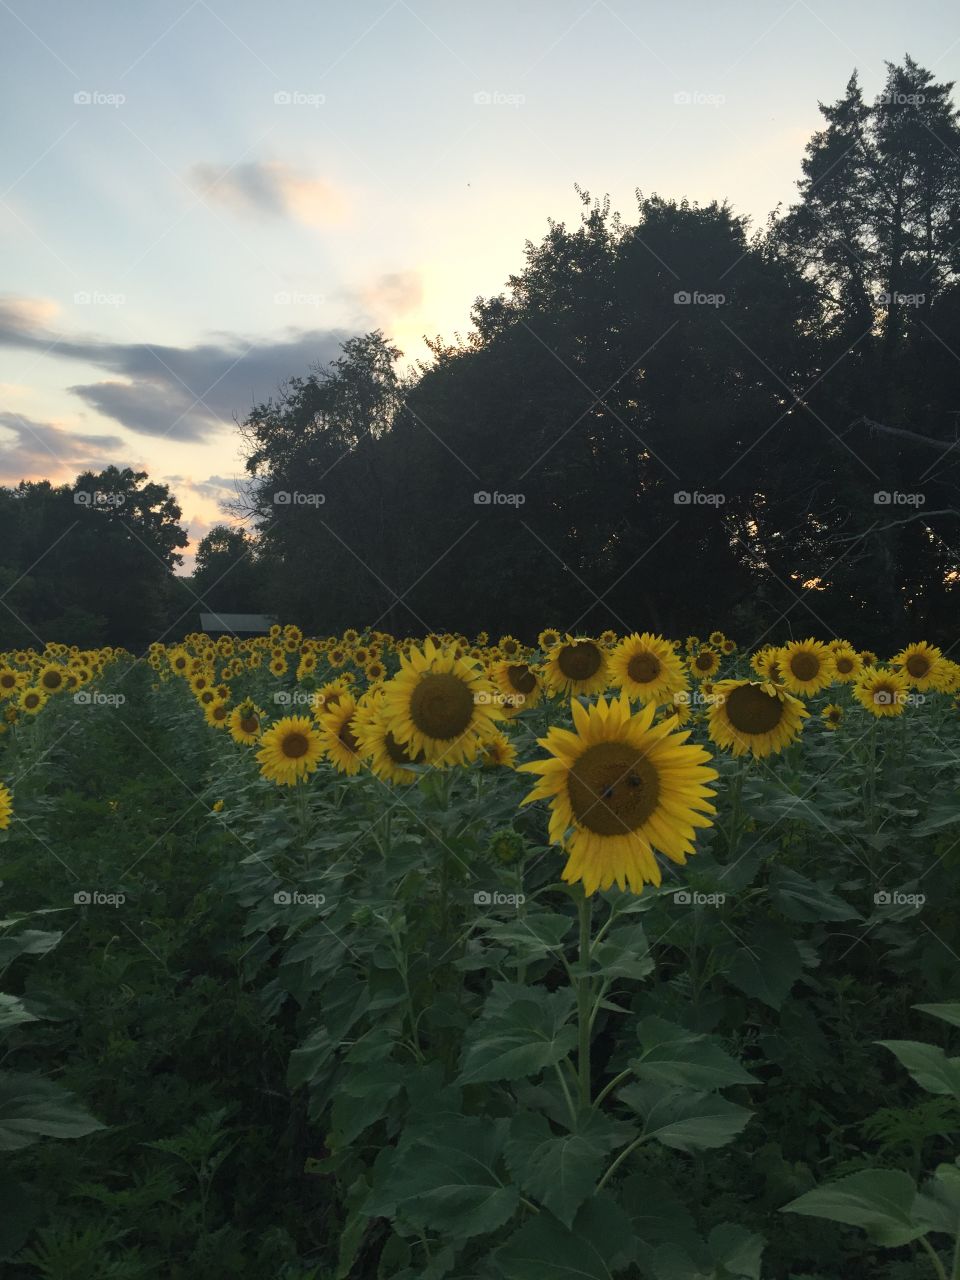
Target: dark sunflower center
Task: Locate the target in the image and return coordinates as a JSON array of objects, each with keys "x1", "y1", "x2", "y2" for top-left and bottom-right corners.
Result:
[
  {"x1": 790, "y1": 652, "x2": 819, "y2": 681},
  {"x1": 212, "y1": 705, "x2": 227, "y2": 720},
  {"x1": 282, "y1": 732, "x2": 310, "y2": 759},
  {"x1": 508, "y1": 664, "x2": 537, "y2": 694},
  {"x1": 568, "y1": 741, "x2": 660, "y2": 835},
  {"x1": 410, "y1": 672, "x2": 475, "y2": 739},
  {"x1": 42, "y1": 672, "x2": 61, "y2": 689},
  {"x1": 558, "y1": 642, "x2": 602, "y2": 681},
  {"x1": 835, "y1": 656, "x2": 854, "y2": 673},
  {"x1": 724, "y1": 684, "x2": 785, "y2": 735},
  {"x1": 240, "y1": 716, "x2": 259, "y2": 734},
  {"x1": 906, "y1": 655, "x2": 929, "y2": 678},
  {"x1": 628, "y1": 652, "x2": 661, "y2": 684},
  {"x1": 1, "y1": 675, "x2": 15, "y2": 688},
  {"x1": 385, "y1": 730, "x2": 421, "y2": 764},
  {"x1": 339, "y1": 718, "x2": 360, "y2": 754}
]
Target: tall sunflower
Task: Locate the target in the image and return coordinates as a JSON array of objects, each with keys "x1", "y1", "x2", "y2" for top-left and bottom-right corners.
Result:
[
  {"x1": 689, "y1": 647, "x2": 721, "y2": 681},
  {"x1": 707, "y1": 679, "x2": 808, "y2": 758},
  {"x1": 228, "y1": 701, "x2": 264, "y2": 746},
  {"x1": 256, "y1": 716, "x2": 325, "y2": 785},
  {"x1": 830, "y1": 644, "x2": 862, "y2": 684},
  {"x1": 854, "y1": 667, "x2": 909, "y2": 717},
  {"x1": 778, "y1": 639, "x2": 835, "y2": 696},
  {"x1": 318, "y1": 694, "x2": 365, "y2": 776},
  {"x1": 542, "y1": 637, "x2": 609, "y2": 698},
  {"x1": 380, "y1": 639, "x2": 504, "y2": 767},
  {"x1": 891, "y1": 642, "x2": 948, "y2": 691},
  {"x1": 608, "y1": 632, "x2": 688, "y2": 705},
  {"x1": 519, "y1": 694, "x2": 717, "y2": 896}
]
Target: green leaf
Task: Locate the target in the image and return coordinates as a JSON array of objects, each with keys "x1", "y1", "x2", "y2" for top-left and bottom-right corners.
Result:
[
  {"x1": 504, "y1": 1110, "x2": 633, "y2": 1228},
  {"x1": 914, "y1": 1162, "x2": 960, "y2": 1236},
  {"x1": 621, "y1": 1173, "x2": 698, "y2": 1247},
  {"x1": 630, "y1": 1017, "x2": 759, "y2": 1091},
  {"x1": 484, "y1": 912, "x2": 573, "y2": 953},
  {"x1": 0, "y1": 929, "x2": 62, "y2": 969},
  {"x1": 781, "y1": 1169, "x2": 925, "y2": 1246},
  {"x1": 591, "y1": 922, "x2": 655, "y2": 981},
  {"x1": 0, "y1": 1071, "x2": 105, "y2": 1151},
  {"x1": 768, "y1": 867, "x2": 861, "y2": 922},
  {"x1": 329, "y1": 1062, "x2": 406, "y2": 1147},
  {"x1": 619, "y1": 1084, "x2": 752, "y2": 1153},
  {"x1": 876, "y1": 1040, "x2": 960, "y2": 1098},
  {"x1": 459, "y1": 983, "x2": 577, "y2": 1085},
  {"x1": 495, "y1": 1194, "x2": 637, "y2": 1278},
  {"x1": 915, "y1": 1003, "x2": 960, "y2": 1030},
  {"x1": 725, "y1": 922, "x2": 804, "y2": 1010},
  {"x1": 708, "y1": 1222, "x2": 765, "y2": 1278},
  {"x1": 0, "y1": 993, "x2": 39, "y2": 1031},
  {"x1": 365, "y1": 1116, "x2": 518, "y2": 1240}
]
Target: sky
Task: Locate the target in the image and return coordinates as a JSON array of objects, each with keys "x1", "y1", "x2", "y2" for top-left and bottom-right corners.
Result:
[{"x1": 2, "y1": 0, "x2": 959, "y2": 567}]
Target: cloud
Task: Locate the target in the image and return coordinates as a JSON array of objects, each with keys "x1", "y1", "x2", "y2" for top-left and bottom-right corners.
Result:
[
  {"x1": 360, "y1": 271, "x2": 424, "y2": 318},
  {"x1": 187, "y1": 161, "x2": 347, "y2": 226},
  {"x1": 0, "y1": 411, "x2": 128, "y2": 484},
  {"x1": 0, "y1": 296, "x2": 353, "y2": 442}
]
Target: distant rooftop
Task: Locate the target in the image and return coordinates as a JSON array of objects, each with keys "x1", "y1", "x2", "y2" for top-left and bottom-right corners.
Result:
[{"x1": 199, "y1": 612, "x2": 278, "y2": 633}]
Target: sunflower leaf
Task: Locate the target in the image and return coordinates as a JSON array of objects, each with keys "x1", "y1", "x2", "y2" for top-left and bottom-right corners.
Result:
[
  {"x1": 780, "y1": 1169, "x2": 926, "y2": 1246},
  {"x1": 630, "y1": 1016, "x2": 759, "y2": 1090},
  {"x1": 459, "y1": 983, "x2": 577, "y2": 1085},
  {"x1": 618, "y1": 1084, "x2": 753, "y2": 1152}
]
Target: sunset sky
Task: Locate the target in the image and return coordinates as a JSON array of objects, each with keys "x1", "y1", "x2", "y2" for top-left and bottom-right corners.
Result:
[{"x1": 2, "y1": 0, "x2": 958, "y2": 566}]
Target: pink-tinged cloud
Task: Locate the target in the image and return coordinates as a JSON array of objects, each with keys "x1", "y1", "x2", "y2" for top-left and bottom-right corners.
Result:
[
  {"x1": 187, "y1": 161, "x2": 348, "y2": 227},
  {"x1": 0, "y1": 411, "x2": 129, "y2": 485}
]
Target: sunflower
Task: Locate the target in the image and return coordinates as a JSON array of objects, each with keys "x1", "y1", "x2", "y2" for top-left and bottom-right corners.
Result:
[
  {"x1": 519, "y1": 694, "x2": 717, "y2": 896},
  {"x1": 492, "y1": 661, "x2": 541, "y2": 714},
  {"x1": 657, "y1": 698, "x2": 693, "y2": 728},
  {"x1": 854, "y1": 667, "x2": 909, "y2": 718},
  {"x1": 860, "y1": 649, "x2": 879, "y2": 667},
  {"x1": 600, "y1": 629, "x2": 619, "y2": 647},
  {"x1": 778, "y1": 639, "x2": 835, "y2": 696},
  {"x1": 18, "y1": 687, "x2": 47, "y2": 715},
  {"x1": 256, "y1": 716, "x2": 325, "y2": 786},
  {"x1": 269, "y1": 656, "x2": 288, "y2": 677},
  {"x1": 228, "y1": 701, "x2": 265, "y2": 745},
  {"x1": 684, "y1": 635, "x2": 699, "y2": 654},
  {"x1": 197, "y1": 688, "x2": 218, "y2": 706},
  {"x1": 37, "y1": 664, "x2": 65, "y2": 694},
  {"x1": 380, "y1": 639, "x2": 504, "y2": 767},
  {"x1": 312, "y1": 680, "x2": 350, "y2": 717},
  {"x1": 720, "y1": 638, "x2": 737, "y2": 656},
  {"x1": 830, "y1": 645, "x2": 862, "y2": 684},
  {"x1": 499, "y1": 635, "x2": 522, "y2": 660},
  {"x1": 203, "y1": 700, "x2": 230, "y2": 730},
  {"x1": 709, "y1": 630, "x2": 726, "y2": 648},
  {"x1": 364, "y1": 659, "x2": 387, "y2": 684},
  {"x1": 542, "y1": 637, "x2": 609, "y2": 698},
  {"x1": 479, "y1": 731, "x2": 517, "y2": 769},
  {"x1": 891, "y1": 642, "x2": 948, "y2": 692},
  {"x1": 689, "y1": 647, "x2": 721, "y2": 680},
  {"x1": 707, "y1": 679, "x2": 808, "y2": 758},
  {"x1": 821, "y1": 703, "x2": 844, "y2": 730},
  {"x1": 318, "y1": 694, "x2": 365, "y2": 775},
  {"x1": 608, "y1": 632, "x2": 688, "y2": 706},
  {"x1": 354, "y1": 703, "x2": 425, "y2": 784},
  {"x1": 327, "y1": 646, "x2": 347, "y2": 668},
  {"x1": 343, "y1": 628, "x2": 360, "y2": 646},
  {"x1": 538, "y1": 628, "x2": 561, "y2": 651},
  {"x1": 0, "y1": 781, "x2": 11, "y2": 830},
  {"x1": 0, "y1": 667, "x2": 24, "y2": 697}
]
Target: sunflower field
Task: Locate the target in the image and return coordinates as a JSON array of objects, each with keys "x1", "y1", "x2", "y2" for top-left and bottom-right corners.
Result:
[{"x1": 2, "y1": 626, "x2": 960, "y2": 1279}]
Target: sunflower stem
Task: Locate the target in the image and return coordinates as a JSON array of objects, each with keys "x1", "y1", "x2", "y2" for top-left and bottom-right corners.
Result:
[
  {"x1": 918, "y1": 1234, "x2": 948, "y2": 1280},
  {"x1": 577, "y1": 890, "x2": 593, "y2": 1107}
]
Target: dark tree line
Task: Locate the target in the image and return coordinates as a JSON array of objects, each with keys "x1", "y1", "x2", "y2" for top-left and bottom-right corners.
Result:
[{"x1": 5, "y1": 57, "x2": 960, "y2": 650}]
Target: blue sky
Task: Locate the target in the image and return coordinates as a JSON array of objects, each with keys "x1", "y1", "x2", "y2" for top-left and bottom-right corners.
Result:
[{"x1": 2, "y1": 0, "x2": 958, "y2": 561}]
